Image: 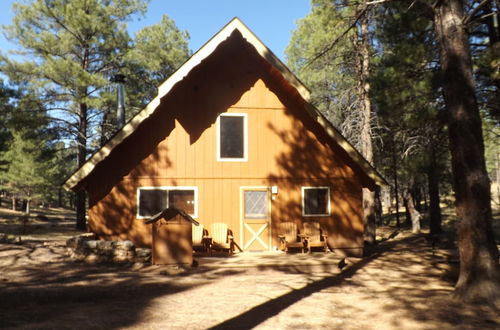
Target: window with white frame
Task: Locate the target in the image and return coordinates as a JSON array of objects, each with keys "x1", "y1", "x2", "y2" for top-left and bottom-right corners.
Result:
[
  {"x1": 137, "y1": 187, "x2": 197, "y2": 218},
  {"x1": 302, "y1": 187, "x2": 330, "y2": 216},
  {"x1": 217, "y1": 113, "x2": 247, "y2": 161}
]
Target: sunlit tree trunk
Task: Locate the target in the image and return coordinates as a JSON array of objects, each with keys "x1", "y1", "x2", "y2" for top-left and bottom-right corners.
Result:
[
  {"x1": 25, "y1": 197, "x2": 30, "y2": 215},
  {"x1": 403, "y1": 188, "x2": 421, "y2": 234},
  {"x1": 359, "y1": 9, "x2": 376, "y2": 244},
  {"x1": 433, "y1": 0, "x2": 500, "y2": 303},
  {"x1": 391, "y1": 138, "x2": 400, "y2": 227}
]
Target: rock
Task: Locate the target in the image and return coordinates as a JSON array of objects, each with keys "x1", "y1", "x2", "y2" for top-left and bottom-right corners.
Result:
[
  {"x1": 84, "y1": 254, "x2": 99, "y2": 264},
  {"x1": 80, "y1": 233, "x2": 98, "y2": 240},
  {"x1": 83, "y1": 240, "x2": 98, "y2": 249},
  {"x1": 113, "y1": 240, "x2": 135, "y2": 251},
  {"x1": 135, "y1": 248, "x2": 152, "y2": 263},
  {"x1": 66, "y1": 233, "x2": 98, "y2": 249},
  {"x1": 96, "y1": 240, "x2": 113, "y2": 251},
  {"x1": 67, "y1": 237, "x2": 144, "y2": 264}
]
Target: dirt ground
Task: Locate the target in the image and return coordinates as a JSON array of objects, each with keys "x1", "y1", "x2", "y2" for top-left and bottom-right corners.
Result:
[{"x1": 1, "y1": 207, "x2": 499, "y2": 329}]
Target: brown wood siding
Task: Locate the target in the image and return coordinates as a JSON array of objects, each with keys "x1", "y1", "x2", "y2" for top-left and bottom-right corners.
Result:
[
  {"x1": 88, "y1": 79, "x2": 364, "y2": 253},
  {"x1": 86, "y1": 36, "x2": 365, "y2": 255}
]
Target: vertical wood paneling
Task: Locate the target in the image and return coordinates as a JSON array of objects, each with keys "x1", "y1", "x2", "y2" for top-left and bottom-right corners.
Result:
[{"x1": 92, "y1": 75, "x2": 365, "y2": 254}]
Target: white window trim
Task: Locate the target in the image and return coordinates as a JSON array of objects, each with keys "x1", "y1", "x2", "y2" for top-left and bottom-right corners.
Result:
[
  {"x1": 216, "y1": 113, "x2": 248, "y2": 162},
  {"x1": 301, "y1": 186, "x2": 331, "y2": 217},
  {"x1": 136, "y1": 186, "x2": 198, "y2": 219}
]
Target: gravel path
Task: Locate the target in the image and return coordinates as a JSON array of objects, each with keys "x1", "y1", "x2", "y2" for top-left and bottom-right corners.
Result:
[{"x1": 0, "y1": 231, "x2": 498, "y2": 329}]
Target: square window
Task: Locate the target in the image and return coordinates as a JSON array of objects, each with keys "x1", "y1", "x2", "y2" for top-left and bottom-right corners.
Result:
[
  {"x1": 138, "y1": 189, "x2": 167, "y2": 218},
  {"x1": 217, "y1": 113, "x2": 247, "y2": 161},
  {"x1": 302, "y1": 187, "x2": 330, "y2": 216},
  {"x1": 169, "y1": 189, "x2": 195, "y2": 215},
  {"x1": 244, "y1": 190, "x2": 268, "y2": 219}
]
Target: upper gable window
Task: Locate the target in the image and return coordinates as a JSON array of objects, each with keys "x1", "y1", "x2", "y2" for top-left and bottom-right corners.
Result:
[{"x1": 217, "y1": 113, "x2": 247, "y2": 161}]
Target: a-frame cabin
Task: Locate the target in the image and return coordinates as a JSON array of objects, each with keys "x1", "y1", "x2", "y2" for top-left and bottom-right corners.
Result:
[{"x1": 64, "y1": 18, "x2": 385, "y2": 257}]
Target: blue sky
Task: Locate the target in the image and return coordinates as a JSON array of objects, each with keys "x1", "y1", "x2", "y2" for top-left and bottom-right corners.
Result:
[{"x1": 0, "y1": 0, "x2": 310, "y2": 61}]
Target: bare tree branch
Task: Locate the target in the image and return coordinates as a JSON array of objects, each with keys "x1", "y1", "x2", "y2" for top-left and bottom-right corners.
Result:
[
  {"x1": 463, "y1": 0, "x2": 493, "y2": 25},
  {"x1": 306, "y1": 6, "x2": 368, "y2": 67}
]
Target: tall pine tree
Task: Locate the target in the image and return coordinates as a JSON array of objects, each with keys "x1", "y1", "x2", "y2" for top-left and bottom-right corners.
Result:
[
  {"x1": 1, "y1": 0, "x2": 148, "y2": 229},
  {"x1": 287, "y1": 0, "x2": 378, "y2": 243}
]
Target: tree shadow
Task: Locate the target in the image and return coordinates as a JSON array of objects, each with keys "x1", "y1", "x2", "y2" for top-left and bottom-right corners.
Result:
[
  {"x1": 208, "y1": 234, "x2": 499, "y2": 329},
  {"x1": 208, "y1": 239, "x2": 394, "y2": 329},
  {"x1": 0, "y1": 242, "x2": 211, "y2": 329}
]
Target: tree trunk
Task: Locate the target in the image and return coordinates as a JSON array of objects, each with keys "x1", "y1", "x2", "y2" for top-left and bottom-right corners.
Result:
[
  {"x1": 391, "y1": 137, "x2": 400, "y2": 227},
  {"x1": 428, "y1": 147, "x2": 442, "y2": 235},
  {"x1": 403, "y1": 196, "x2": 411, "y2": 225},
  {"x1": 375, "y1": 188, "x2": 383, "y2": 226},
  {"x1": 496, "y1": 151, "x2": 500, "y2": 206},
  {"x1": 12, "y1": 196, "x2": 16, "y2": 211},
  {"x1": 359, "y1": 8, "x2": 376, "y2": 244},
  {"x1": 76, "y1": 102, "x2": 88, "y2": 231},
  {"x1": 100, "y1": 109, "x2": 109, "y2": 147},
  {"x1": 433, "y1": 0, "x2": 500, "y2": 303},
  {"x1": 25, "y1": 198, "x2": 30, "y2": 215},
  {"x1": 404, "y1": 189, "x2": 421, "y2": 233},
  {"x1": 411, "y1": 183, "x2": 422, "y2": 213},
  {"x1": 484, "y1": 2, "x2": 500, "y2": 121},
  {"x1": 58, "y1": 187, "x2": 62, "y2": 208}
]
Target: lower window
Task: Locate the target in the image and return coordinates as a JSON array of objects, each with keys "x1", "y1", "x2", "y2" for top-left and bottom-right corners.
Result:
[
  {"x1": 302, "y1": 187, "x2": 330, "y2": 216},
  {"x1": 137, "y1": 187, "x2": 197, "y2": 218}
]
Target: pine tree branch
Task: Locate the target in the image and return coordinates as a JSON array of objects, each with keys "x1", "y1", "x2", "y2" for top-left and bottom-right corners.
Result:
[
  {"x1": 42, "y1": 2, "x2": 86, "y2": 46},
  {"x1": 463, "y1": 0, "x2": 492, "y2": 25},
  {"x1": 306, "y1": 6, "x2": 368, "y2": 67}
]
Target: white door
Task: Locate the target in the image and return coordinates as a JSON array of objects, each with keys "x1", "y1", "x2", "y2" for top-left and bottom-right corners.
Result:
[{"x1": 241, "y1": 188, "x2": 271, "y2": 251}]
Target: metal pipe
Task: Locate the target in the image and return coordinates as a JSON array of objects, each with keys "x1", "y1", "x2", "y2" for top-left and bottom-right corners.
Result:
[{"x1": 112, "y1": 74, "x2": 126, "y2": 129}]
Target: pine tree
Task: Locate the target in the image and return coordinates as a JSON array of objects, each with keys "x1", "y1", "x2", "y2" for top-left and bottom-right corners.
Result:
[
  {"x1": 1, "y1": 0, "x2": 149, "y2": 229},
  {"x1": 1, "y1": 129, "x2": 47, "y2": 214},
  {"x1": 287, "y1": 0, "x2": 378, "y2": 243},
  {"x1": 286, "y1": 0, "x2": 359, "y2": 140},
  {"x1": 126, "y1": 14, "x2": 190, "y2": 104},
  {"x1": 0, "y1": 80, "x2": 16, "y2": 208},
  {"x1": 432, "y1": 0, "x2": 500, "y2": 304},
  {"x1": 372, "y1": 2, "x2": 448, "y2": 233},
  {"x1": 98, "y1": 14, "x2": 191, "y2": 143}
]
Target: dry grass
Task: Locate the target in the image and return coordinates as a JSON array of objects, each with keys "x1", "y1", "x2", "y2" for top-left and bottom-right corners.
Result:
[{"x1": 0, "y1": 204, "x2": 80, "y2": 242}]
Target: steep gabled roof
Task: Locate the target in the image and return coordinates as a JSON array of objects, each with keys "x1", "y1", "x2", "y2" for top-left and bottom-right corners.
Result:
[{"x1": 64, "y1": 17, "x2": 386, "y2": 191}]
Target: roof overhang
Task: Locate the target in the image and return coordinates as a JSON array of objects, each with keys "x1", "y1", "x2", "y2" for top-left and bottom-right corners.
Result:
[{"x1": 63, "y1": 17, "x2": 386, "y2": 191}]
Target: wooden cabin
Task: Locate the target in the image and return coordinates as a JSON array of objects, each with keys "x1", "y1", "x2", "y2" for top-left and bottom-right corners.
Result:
[{"x1": 64, "y1": 18, "x2": 385, "y2": 257}]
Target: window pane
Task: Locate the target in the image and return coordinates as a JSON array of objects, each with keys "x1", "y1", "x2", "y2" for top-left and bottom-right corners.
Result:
[
  {"x1": 220, "y1": 116, "x2": 244, "y2": 158},
  {"x1": 304, "y1": 188, "x2": 329, "y2": 215},
  {"x1": 169, "y1": 190, "x2": 195, "y2": 215},
  {"x1": 244, "y1": 191, "x2": 267, "y2": 219},
  {"x1": 139, "y1": 189, "x2": 167, "y2": 217}
]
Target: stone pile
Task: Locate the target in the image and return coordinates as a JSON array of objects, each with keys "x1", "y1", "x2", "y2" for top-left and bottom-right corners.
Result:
[{"x1": 66, "y1": 233, "x2": 151, "y2": 264}]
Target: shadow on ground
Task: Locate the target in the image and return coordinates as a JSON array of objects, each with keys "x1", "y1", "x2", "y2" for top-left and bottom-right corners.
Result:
[
  {"x1": 0, "y1": 228, "x2": 498, "y2": 329},
  {"x1": 0, "y1": 244, "x2": 214, "y2": 329},
  {"x1": 209, "y1": 234, "x2": 498, "y2": 329}
]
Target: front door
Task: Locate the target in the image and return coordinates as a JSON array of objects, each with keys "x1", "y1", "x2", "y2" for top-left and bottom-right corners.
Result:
[{"x1": 241, "y1": 188, "x2": 271, "y2": 251}]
